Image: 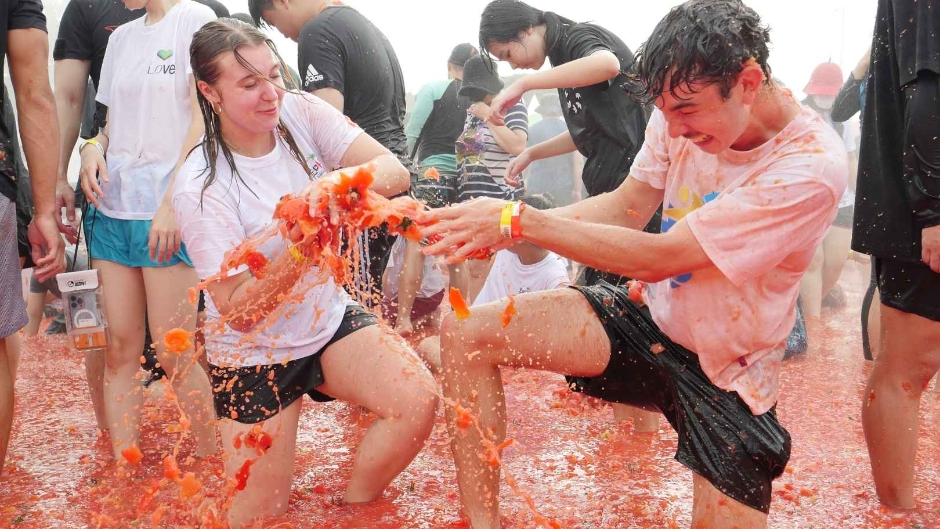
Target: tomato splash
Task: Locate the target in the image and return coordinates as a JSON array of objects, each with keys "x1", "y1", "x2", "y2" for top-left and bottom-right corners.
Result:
[
  {"x1": 163, "y1": 328, "x2": 193, "y2": 355},
  {"x1": 501, "y1": 295, "x2": 517, "y2": 328},
  {"x1": 423, "y1": 167, "x2": 441, "y2": 181},
  {"x1": 449, "y1": 288, "x2": 471, "y2": 320},
  {"x1": 121, "y1": 445, "x2": 143, "y2": 464}
]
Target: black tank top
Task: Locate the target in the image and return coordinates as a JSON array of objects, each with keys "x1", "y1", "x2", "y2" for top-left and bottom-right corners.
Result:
[{"x1": 413, "y1": 79, "x2": 470, "y2": 162}]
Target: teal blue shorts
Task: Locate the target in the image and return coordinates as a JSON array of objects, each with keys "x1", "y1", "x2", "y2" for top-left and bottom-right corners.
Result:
[{"x1": 84, "y1": 206, "x2": 193, "y2": 268}]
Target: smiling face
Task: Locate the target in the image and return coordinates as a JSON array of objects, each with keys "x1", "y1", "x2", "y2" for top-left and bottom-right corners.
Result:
[
  {"x1": 486, "y1": 29, "x2": 546, "y2": 71},
  {"x1": 654, "y1": 65, "x2": 765, "y2": 154},
  {"x1": 199, "y1": 44, "x2": 287, "y2": 136}
]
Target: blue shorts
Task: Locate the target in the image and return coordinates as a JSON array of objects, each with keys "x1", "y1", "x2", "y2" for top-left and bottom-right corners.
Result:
[{"x1": 84, "y1": 206, "x2": 193, "y2": 268}]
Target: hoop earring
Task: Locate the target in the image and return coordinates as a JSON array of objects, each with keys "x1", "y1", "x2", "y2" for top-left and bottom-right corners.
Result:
[{"x1": 211, "y1": 101, "x2": 222, "y2": 115}]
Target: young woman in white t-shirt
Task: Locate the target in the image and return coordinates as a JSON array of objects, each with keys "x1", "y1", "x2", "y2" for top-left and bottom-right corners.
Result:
[
  {"x1": 77, "y1": 0, "x2": 218, "y2": 461},
  {"x1": 174, "y1": 20, "x2": 437, "y2": 527}
]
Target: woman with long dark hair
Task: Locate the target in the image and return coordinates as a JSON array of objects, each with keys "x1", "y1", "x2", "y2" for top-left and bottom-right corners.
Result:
[
  {"x1": 174, "y1": 20, "x2": 437, "y2": 528},
  {"x1": 477, "y1": 1, "x2": 658, "y2": 281}
]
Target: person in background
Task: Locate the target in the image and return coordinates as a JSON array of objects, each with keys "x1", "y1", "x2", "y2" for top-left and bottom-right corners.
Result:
[
  {"x1": 476, "y1": 0, "x2": 660, "y2": 430},
  {"x1": 855, "y1": 0, "x2": 940, "y2": 510},
  {"x1": 832, "y1": 47, "x2": 881, "y2": 361},
  {"x1": 455, "y1": 54, "x2": 528, "y2": 302},
  {"x1": 382, "y1": 237, "x2": 445, "y2": 342},
  {"x1": 1, "y1": 0, "x2": 67, "y2": 477},
  {"x1": 798, "y1": 62, "x2": 856, "y2": 319},
  {"x1": 524, "y1": 92, "x2": 582, "y2": 207},
  {"x1": 77, "y1": 0, "x2": 218, "y2": 460},
  {"x1": 396, "y1": 42, "x2": 477, "y2": 337},
  {"x1": 250, "y1": 0, "x2": 413, "y2": 309},
  {"x1": 416, "y1": 194, "x2": 567, "y2": 374}
]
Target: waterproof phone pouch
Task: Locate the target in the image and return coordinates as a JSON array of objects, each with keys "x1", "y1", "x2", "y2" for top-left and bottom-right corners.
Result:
[{"x1": 57, "y1": 270, "x2": 110, "y2": 352}]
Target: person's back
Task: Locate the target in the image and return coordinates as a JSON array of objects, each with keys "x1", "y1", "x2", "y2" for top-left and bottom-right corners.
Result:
[
  {"x1": 299, "y1": 5, "x2": 408, "y2": 156},
  {"x1": 525, "y1": 115, "x2": 574, "y2": 205}
]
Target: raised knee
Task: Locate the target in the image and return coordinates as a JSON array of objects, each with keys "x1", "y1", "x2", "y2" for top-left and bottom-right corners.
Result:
[{"x1": 439, "y1": 314, "x2": 495, "y2": 372}]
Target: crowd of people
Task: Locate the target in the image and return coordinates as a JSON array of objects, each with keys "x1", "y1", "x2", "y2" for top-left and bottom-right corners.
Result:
[{"x1": 0, "y1": 0, "x2": 937, "y2": 527}]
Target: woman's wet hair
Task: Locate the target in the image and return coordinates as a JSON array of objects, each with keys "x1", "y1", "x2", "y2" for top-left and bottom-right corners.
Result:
[
  {"x1": 188, "y1": 19, "x2": 310, "y2": 206},
  {"x1": 623, "y1": 0, "x2": 773, "y2": 106},
  {"x1": 478, "y1": 0, "x2": 574, "y2": 68}
]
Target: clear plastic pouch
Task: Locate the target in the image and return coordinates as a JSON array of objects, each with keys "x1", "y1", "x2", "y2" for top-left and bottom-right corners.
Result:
[{"x1": 56, "y1": 269, "x2": 110, "y2": 352}]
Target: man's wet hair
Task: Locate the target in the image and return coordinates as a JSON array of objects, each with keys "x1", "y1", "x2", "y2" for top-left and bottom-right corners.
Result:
[
  {"x1": 521, "y1": 193, "x2": 557, "y2": 211},
  {"x1": 247, "y1": 0, "x2": 274, "y2": 27},
  {"x1": 623, "y1": 0, "x2": 772, "y2": 106}
]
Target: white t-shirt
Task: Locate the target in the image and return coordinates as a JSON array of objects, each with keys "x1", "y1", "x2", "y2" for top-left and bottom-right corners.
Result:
[
  {"x1": 174, "y1": 93, "x2": 363, "y2": 367},
  {"x1": 473, "y1": 250, "x2": 570, "y2": 306},
  {"x1": 631, "y1": 106, "x2": 847, "y2": 414},
  {"x1": 96, "y1": 0, "x2": 215, "y2": 220},
  {"x1": 384, "y1": 237, "x2": 445, "y2": 299}
]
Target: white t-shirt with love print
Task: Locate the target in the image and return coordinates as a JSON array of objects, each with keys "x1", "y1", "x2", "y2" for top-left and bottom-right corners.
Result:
[
  {"x1": 174, "y1": 93, "x2": 363, "y2": 368},
  {"x1": 632, "y1": 106, "x2": 847, "y2": 414}
]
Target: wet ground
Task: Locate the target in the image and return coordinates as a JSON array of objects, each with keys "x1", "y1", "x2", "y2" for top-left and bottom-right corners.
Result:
[{"x1": 2, "y1": 260, "x2": 938, "y2": 528}]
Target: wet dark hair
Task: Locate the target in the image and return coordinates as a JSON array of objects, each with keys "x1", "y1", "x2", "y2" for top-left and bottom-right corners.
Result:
[
  {"x1": 226, "y1": 12, "x2": 256, "y2": 27},
  {"x1": 189, "y1": 19, "x2": 311, "y2": 205},
  {"x1": 247, "y1": 0, "x2": 274, "y2": 28},
  {"x1": 521, "y1": 193, "x2": 556, "y2": 211},
  {"x1": 478, "y1": 0, "x2": 574, "y2": 66},
  {"x1": 623, "y1": 0, "x2": 773, "y2": 106}
]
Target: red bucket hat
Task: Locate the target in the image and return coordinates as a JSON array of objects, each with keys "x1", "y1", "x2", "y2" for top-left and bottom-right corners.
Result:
[{"x1": 804, "y1": 62, "x2": 844, "y2": 96}]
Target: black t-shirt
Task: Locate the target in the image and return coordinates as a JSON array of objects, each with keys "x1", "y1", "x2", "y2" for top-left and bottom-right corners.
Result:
[
  {"x1": 53, "y1": 0, "x2": 139, "y2": 91},
  {"x1": 546, "y1": 21, "x2": 649, "y2": 196},
  {"x1": 298, "y1": 5, "x2": 409, "y2": 158},
  {"x1": 853, "y1": 0, "x2": 940, "y2": 260},
  {"x1": 413, "y1": 79, "x2": 470, "y2": 162},
  {"x1": 0, "y1": 0, "x2": 46, "y2": 205}
]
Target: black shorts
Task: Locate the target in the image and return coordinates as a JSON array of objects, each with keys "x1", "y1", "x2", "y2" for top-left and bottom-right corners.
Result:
[
  {"x1": 209, "y1": 305, "x2": 378, "y2": 424},
  {"x1": 566, "y1": 282, "x2": 791, "y2": 513},
  {"x1": 875, "y1": 257, "x2": 940, "y2": 322},
  {"x1": 412, "y1": 164, "x2": 460, "y2": 209}
]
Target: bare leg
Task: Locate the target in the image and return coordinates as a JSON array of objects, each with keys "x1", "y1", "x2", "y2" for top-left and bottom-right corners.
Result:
[
  {"x1": 821, "y1": 227, "x2": 851, "y2": 297},
  {"x1": 440, "y1": 289, "x2": 611, "y2": 529},
  {"x1": 862, "y1": 304, "x2": 940, "y2": 508},
  {"x1": 416, "y1": 335, "x2": 442, "y2": 374},
  {"x1": 691, "y1": 473, "x2": 767, "y2": 528},
  {"x1": 0, "y1": 337, "x2": 13, "y2": 477},
  {"x1": 85, "y1": 350, "x2": 108, "y2": 432},
  {"x1": 24, "y1": 291, "x2": 44, "y2": 336},
  {"x1": 467, "y1": 257, "x2": 494, "y2": 304},
  {"x1": 612, "y1": 403, "x2": 661, "y2": 434},
  {"x1": 96, "y1": 259, "x2": 147, "y2": 459},
  {"x1": 799, "y1": 243, "x2": 825, "y2": 318},
  {"x1": 142, "y1": 265, "x2": 217, "y2": 457},
  {"x1": 449, "y1": 263, "x2": 470, "y2": 302},
  {"x1": 868, "y1": 288, "x2": 881, "y2": 359},
  {"x1": 317, "y1": 325, "x2": 438, "y2": 502},
  {"x1": 395, "y1": 241, "x2": 426, "y2": 337},
  {"x1": 223, "y1": 401, "x2": 301, "y2": 529},
  {"x1": 5, "y1": 334, "x2": 20, "y2": 381}
]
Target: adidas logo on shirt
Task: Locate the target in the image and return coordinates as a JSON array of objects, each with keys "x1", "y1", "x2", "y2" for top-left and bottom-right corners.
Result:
[{"x1": 305, "y1": 64, "x2": 324, "y2": 86}]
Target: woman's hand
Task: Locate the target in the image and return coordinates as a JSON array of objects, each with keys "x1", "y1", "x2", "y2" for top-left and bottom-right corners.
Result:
[
  {"x1": 468, "y1": 101, "x2": 494, "y2": 122},
  {"x1": 417, "y1": 198, "x2": 514, "y2": 263},
  {"x1": 149, "y1": 201, "x2": 181, "y2": 264},
  {"x1": 488, "y1": 81, "x2": 526, "y2": 126},
  {"x1": 504, "y1": 148, "x2": 534, "y2": 187},
  {"x1": 79, "y1": 144, "x2": 108, "y2": 208}
]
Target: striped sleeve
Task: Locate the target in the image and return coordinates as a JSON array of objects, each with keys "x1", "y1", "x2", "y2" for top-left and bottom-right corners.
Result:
[{"x1": 505, "y1": 102, "x2": 529, "y2": 134}]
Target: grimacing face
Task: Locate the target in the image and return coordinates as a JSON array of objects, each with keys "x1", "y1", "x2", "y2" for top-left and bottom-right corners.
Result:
[{"x1": 654, "y1": 65, "x2": 765, "y2": 154}]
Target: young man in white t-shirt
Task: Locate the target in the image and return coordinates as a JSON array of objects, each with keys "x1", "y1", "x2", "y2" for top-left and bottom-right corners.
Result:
[{"x1": 418, "y1": 1, "x2": 847, "y2": 527}]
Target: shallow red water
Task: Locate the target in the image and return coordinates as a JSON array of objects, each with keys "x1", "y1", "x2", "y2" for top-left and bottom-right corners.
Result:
[{"x1": 2, "y1": 260, "x2": 938, "y2": 528}]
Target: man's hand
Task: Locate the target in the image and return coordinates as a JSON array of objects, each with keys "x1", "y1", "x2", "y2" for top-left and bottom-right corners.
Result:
[
  {"x1": 923, "y1": 225, "x2": 940, "y2": 273},
  {"x1": 418, "y1": 197, "x2": 514, "y2": 263},
  {"x1": 28, "y1": 213, "x2": 65, "y2": 282}
]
